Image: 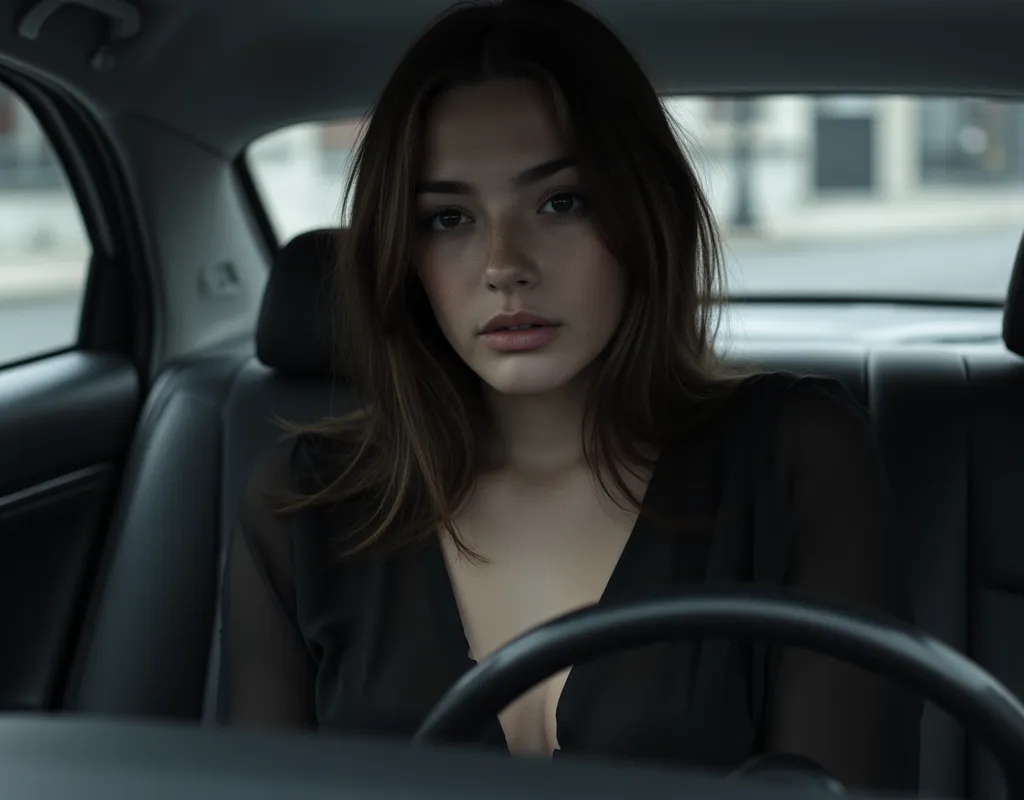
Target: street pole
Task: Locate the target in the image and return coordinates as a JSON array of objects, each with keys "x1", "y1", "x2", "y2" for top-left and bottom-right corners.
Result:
[{"x1": 732, "y1": 97, "x2": 756, "y2": 231}]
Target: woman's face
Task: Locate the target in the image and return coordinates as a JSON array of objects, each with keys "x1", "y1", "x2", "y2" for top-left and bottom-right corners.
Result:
[{"x1": 415, "y1": 78, "x2": 626, "y2": 396}]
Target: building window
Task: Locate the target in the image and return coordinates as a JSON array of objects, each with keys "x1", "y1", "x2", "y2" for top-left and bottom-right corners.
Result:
[
  {"x1": 812, "y1": 96, "x2": 877, "y2": 193},
  {"x1": 919, "y1": 98, "x2": 1024, "y2": 185},
  {"x1": 707, "y1": 97, "x2": 763, "y2": 124}
]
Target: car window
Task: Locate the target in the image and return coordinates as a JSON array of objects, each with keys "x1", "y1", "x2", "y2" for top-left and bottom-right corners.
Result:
[
  {"x1": 245, "y1": 95, "x2": 1024, "y2": 303},
  {"x1": 0, "y1": 83, "x2": 90, "y2": 366},
  {"x1": 247, "y1": 117, "x2": 363, "y2": 239}
]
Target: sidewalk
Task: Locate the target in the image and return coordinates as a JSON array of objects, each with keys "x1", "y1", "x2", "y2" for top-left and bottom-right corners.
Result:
[
  {"x1": 0, "y1": 257, "x2": 86, "y2": 305},
  {"x1": 723, "y1": 190, "x2": 1024, "y2": 250}
]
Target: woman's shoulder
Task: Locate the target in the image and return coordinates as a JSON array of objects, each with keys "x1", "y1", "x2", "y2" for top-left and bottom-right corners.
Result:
[
  {"x1": 238, "y1": 431, "x2": 355, "y2": 550},
  {"x1": 249, "y1": 428, "x2": 355, "y2": 491},
  {"x1": 757, "y1": 368, "x2": 869, "y2": 425},
  {"x1": 729, "y1": 370, "x2": 869, "y2": 424},
  {"x1": 675, "y1": 371, "x2": 875, "y2": 465},
  {"x1": 724, "y1": 370, "x2": 880, "y2": 471},
  {"x1": 243, "y1": 433, "x2": 321, "y2": 503}
]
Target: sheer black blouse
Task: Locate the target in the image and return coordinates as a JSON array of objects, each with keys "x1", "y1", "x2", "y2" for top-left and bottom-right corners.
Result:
[{"x1": 220, "y1": 373, "x2": 921, "y2": 791}]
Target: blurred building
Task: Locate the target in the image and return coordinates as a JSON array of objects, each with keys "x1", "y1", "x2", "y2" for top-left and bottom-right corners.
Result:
[{"x1": 668, "y1": 95, "x2": 1024, "y2": 239}]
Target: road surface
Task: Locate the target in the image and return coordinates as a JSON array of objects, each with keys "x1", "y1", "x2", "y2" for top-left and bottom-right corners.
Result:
[
  {"x1": 727, "y1": 225, "x2": 1019, "y2": 300},
  {"x1": 0, "y1": 225, "x2": 1019, "y2": 366},
  {"x1": 0, "y1": 295, "x2": 80, "y2": 365}
]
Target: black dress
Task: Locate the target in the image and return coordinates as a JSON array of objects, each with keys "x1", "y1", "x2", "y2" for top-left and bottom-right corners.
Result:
[{"x1": 219, "y1": 373, "x2": 922, "y2": 791}]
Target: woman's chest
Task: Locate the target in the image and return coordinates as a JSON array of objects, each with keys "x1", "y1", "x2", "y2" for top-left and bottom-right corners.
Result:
[
  {"x1": 301, "y1": 439, "x2": 768, "y2": 761},
  {"x1": 439, "y1": 469, "x2": 650, "y2": 755}
]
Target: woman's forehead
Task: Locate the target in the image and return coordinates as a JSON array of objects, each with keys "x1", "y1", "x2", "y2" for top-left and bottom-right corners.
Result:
[{"x1": 420, "y1": 79, "x2": 569, "y2": 179}]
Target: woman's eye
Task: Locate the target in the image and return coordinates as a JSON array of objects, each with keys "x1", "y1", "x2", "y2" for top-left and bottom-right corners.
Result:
[
  {"x1": 426, "y1": 209, "x2": 469, "y2": 232},
  {"x1": 540, "y1": 192, "x2": 585, "y2": 216}
]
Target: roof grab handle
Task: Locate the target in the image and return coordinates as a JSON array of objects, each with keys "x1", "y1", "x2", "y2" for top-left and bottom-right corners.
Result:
[{"x1": 18, "y1": 0, "x2": 142, "y2": 72}]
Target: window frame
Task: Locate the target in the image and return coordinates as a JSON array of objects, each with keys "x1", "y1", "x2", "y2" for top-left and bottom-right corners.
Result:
[
  {"x1": 0, "y1": 66, "x2": 152, "y2": 372},
  {"x1": 233, "y1": 152, "x2": 278, "y2": 264}
]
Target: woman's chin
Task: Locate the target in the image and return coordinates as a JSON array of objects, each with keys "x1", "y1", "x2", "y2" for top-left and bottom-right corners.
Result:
[{"x1": 478, "y1": 365, "x2": 581, "y2": 397}]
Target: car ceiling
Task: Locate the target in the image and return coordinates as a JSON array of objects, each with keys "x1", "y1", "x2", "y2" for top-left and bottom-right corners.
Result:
[{"x1": 0, "y1": 0, "x2": 1023, "y2": 156}]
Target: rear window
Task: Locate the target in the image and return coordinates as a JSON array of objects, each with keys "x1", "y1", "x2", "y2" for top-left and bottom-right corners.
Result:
[{"x1": 246, "y1": 94, "x2": 1024, "y2": 303}]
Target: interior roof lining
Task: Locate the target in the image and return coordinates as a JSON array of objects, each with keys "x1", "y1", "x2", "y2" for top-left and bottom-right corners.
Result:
[{"x1": 1, "y1": 0, "x2": 1023, "y2": 154}]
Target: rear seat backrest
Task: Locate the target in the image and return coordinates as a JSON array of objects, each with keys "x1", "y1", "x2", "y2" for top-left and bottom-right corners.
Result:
[
  {"x1": 927, "y1": 232, "x2": 1024, "y2": 800},
  {"x1": 962, "y1": 350, "x2": 1024, "y2": 798},
  {"x1": 869, "y1": 348, "x2": 972, "y2": 797}
]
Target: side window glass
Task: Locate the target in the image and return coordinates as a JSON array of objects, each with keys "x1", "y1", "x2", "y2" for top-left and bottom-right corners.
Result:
[
  {"x1": 247, "y1": 118, "x2": 364, "y2": 241},
  {"x1": 0, "y1": 83, "x2": 90, "y2": 366}
]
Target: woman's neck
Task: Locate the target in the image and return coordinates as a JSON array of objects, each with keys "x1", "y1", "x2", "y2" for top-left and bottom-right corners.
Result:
[{"x1": 483, "y1": 382, "x2": 589, "y2": 474}]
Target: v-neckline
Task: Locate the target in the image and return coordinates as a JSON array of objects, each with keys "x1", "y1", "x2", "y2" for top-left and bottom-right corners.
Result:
[{"x1": 425, "y1": 446, "x2": 673, "y2": 755}]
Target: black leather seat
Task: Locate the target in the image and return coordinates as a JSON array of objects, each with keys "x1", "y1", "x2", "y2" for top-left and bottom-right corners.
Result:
[
  {"x1": 65, "y1": 225, "x2": 1024, "y2": 800},
  {"x1": 65, "y1": 229, "x2": 351, "y2": 721}
]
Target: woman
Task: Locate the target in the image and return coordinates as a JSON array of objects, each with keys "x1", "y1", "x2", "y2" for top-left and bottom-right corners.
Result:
[{"x1": 223, "y1": 0, "x2": 921, "y2": 790}]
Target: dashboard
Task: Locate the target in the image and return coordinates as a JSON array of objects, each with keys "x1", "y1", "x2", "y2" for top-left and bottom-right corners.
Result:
[{"x1": 0, "y1": 714, "x2": 913, "y2": 800}]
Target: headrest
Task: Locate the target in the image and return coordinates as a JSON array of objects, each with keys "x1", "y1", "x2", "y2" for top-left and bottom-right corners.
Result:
[
  {"x1": 1003, "y1": 231, "x2": 1024, "y2": 357},
  {"x1": 256, "y1": 228, "x2": 339, "y2": 377}
]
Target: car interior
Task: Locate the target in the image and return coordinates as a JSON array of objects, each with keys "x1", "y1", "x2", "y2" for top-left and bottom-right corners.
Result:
[{"x1": 1, "y1": 0, "x2": 1024, "y2": 798}]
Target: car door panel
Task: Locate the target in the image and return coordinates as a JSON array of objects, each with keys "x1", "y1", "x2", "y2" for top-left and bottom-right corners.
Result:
[{"x1": 0, "y1": 351, "x2": 139, "y2": 710}]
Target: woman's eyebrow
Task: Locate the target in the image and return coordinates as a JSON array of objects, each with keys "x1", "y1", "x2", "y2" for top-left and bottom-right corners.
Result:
[
  {"x1": 416, "y1": 156, "x2": 576, "y2": 195},
  {"x1": 513, "y1": 156, "x2": 575, "y2": 187}
]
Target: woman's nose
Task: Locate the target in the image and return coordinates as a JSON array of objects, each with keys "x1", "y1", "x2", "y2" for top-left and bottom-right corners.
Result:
[{"x1": 484, "y1": 223, "x2": 539, "y2": 292}]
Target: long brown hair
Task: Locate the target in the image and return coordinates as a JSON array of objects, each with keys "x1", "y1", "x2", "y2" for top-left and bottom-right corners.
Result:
[{"x1": 288, "y1": 0, "x2": 748, "y2": 558}]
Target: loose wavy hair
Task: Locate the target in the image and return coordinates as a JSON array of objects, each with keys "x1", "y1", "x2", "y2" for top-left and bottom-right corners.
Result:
[{"x1": 287, "y1": 0, "x2": 748, "y2": 558}]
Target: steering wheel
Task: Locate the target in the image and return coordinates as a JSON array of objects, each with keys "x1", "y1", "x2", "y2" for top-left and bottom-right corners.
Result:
[{"x1": 412, "y1": 587, "x2": 1024, "y2": 798}]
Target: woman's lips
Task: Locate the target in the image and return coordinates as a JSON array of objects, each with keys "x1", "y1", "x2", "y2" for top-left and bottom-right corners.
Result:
[{"x1": 480, "y1": 324, "x2": 561, "y2": 352}]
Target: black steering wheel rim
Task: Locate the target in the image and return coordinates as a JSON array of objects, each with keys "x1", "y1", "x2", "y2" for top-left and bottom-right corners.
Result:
[{"x1": 412, "y1": 587, "x2": 1024, "y2": 799}]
